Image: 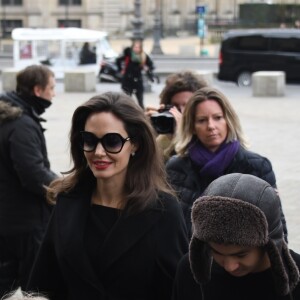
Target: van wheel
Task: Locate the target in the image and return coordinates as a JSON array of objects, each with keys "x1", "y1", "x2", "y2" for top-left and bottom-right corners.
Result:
[{"x1": 237, "y1": 71, "x2": 252, "y2": 87}]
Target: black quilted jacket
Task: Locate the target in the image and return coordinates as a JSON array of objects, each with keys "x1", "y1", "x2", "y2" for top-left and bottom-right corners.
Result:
[{"x1": 166, "y1": 147, "x2": 288, "y2": 239}]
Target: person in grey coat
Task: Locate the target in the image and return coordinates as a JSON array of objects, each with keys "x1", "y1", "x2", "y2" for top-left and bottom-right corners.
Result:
[{"x1": 0, "y1": 65, "x2": 58, "y2": 296}]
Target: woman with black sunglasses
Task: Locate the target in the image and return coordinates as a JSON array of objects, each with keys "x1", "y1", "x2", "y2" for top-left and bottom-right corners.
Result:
[{"x1": 26, "y1": 92, "x2": 188, "y2": 300}]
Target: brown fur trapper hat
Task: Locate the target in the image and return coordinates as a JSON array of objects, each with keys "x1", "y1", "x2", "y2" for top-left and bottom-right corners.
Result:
[{"x1": 190, "y1": 173, "x2": 299, "y2": 296}]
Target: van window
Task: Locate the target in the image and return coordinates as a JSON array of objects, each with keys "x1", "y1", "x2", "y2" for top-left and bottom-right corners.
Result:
[
  {"x1": 270, "y1": 38, "x2": 300, "y2": 53},
  {"x1": 233, "y1": 36, "x2": 269, "y2": 51}
]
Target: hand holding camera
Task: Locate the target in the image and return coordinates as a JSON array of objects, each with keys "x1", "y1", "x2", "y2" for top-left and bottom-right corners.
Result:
[{"x1": 149, "y1": 104, "x2": 182, "y2": 134}]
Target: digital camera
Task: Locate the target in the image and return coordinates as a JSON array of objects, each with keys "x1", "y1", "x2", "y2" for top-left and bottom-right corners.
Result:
[{"x1": 150, "y1": 105, "x2": 175, "y2": 134}]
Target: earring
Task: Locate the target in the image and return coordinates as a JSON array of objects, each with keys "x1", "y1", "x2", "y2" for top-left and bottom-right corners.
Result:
[{"x1": 131, "y1": 152, "x2": 135, "y2": 157}]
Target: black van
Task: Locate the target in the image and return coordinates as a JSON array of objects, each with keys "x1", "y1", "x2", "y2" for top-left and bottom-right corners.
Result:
[{"x1": 217, "y1": 28, "x2": 300, "y2": 86}]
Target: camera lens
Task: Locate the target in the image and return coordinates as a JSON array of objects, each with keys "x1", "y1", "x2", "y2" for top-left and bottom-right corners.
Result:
[{"x1": 150, "y1": 112, "x2": 174, "y2": 134}]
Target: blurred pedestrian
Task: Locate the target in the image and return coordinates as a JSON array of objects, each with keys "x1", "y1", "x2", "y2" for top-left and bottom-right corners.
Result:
[
  {"x1": 0, "y1": 65, "x2": 58, "y2": 296},
  {"x1": 79, "y1": 42, "x2": 96, "y2": 65},
  {"x1": 166, "y1": 87, "x2": 288, "y2": 239},
  {"x1": 146, "y1": 70, "x2": 208, "y2": 161},
  {"x1": 27, "y1": 92, "x2": 188, "y2": 300},
  {"x1": 116, "y1": 39, "x2": 154, "y2": 109},
  {"x1": 173, "y1": 173, "x2": 300, "y2": 300}
]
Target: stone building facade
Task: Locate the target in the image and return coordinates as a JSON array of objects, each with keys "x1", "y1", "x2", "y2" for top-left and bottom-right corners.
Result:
[{"x1": 0, "y1": 0, "x2": 299, "y2": 38}]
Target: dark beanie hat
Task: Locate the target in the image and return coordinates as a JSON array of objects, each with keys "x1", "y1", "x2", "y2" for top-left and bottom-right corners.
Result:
[{"x1": 190, "y1": 173, "x2": 299, "y2": 296}]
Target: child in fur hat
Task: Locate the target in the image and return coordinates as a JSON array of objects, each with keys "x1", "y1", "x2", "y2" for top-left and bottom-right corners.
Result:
[{"x1": 173, "y1": 173, "x2": 300, "y2": 300}]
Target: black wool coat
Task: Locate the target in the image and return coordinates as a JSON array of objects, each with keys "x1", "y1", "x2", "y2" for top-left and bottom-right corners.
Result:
[
  {"x1": 27, "y1": 186, "x2": 189, "y2": 300},
  {"x1": 0, "y1": 93, "x2": 57, "y2": 235},
  {"x1": 165, "y1": 147, "x2": 288, "y2": 239}
]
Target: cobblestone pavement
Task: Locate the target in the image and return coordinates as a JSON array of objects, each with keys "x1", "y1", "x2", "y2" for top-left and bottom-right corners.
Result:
[{"x1": 1, "y1": 78, "x2": 299, "y2": 252}]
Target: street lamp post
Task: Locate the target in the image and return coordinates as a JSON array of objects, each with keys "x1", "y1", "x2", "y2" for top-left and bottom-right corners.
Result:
[
  {"x1": 233, "y1": 0, "x2": 237, "y2": 25},
  {"x1": 65, "y1": 0, "x2": 70, "y2": 27},
  {"x1": 132, "y1": 0, "x2": 144, "y2": 40},
  {"x1": 131, "y1": 0, "x2": 152, "y2": 92},
  {"x1": 151, "y1": 0, "x2": 163, "y2": 55},
  {"x1": 1, "y1": 0, "x2": 6, "y2": 38},
  {"x1": 215, "y1": 0, "x2": 219, "y2": 24}
]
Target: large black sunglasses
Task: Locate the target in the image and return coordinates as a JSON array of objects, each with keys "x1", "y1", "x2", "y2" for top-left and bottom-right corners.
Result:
[{"x1": 80, "y1": 131, "x2": 131, "y2": 154}]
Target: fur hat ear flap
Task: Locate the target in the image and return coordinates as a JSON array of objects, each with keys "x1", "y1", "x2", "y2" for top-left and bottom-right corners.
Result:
[
  {"x1": 265, "y1": 239, "x2": 300, "y2": 296},
  {"x1": 265, "y1": 239, "x2": 289, "y2": 296},
  {"x1": 189, "y1": 236, "x2": 212, "y2": 284},
  {"x1": 281, "y1": 241, "x2": 300, "y2": 292}
]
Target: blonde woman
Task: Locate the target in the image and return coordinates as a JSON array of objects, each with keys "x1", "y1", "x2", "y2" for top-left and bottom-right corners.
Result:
[{"x1": 166, "y1": 87, "x2": 287, "y2": 239}]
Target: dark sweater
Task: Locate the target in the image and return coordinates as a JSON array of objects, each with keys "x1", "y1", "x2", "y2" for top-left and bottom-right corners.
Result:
[{"x1": 173, "y1": 251, "x2": 300, "y2": 300}]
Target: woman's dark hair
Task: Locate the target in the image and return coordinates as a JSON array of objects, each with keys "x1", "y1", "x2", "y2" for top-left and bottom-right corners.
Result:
[
  {"x1": 47, "y1": 92, "x2": 174, "y2": 213},
  {"x1": 16, "y1": 65, "x2": 54, "y2": 96}
]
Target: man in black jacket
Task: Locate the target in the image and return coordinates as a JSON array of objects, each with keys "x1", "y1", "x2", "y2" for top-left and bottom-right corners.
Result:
[{"x1": 0, "y1": 65, "x2": 58, "y2": 297}]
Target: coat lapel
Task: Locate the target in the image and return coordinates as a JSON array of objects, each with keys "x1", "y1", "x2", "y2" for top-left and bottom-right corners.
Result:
[{"x1": 58, "y1": 188, "x2": 106, "y2": 295}]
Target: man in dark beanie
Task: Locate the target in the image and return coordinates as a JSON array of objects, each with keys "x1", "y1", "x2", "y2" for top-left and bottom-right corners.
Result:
[
  {"x1": 173, "y1": 173, "x2": 300, "y2": 300},
  {"x1": 0, "y1": 65, "x2": 58, "y2": 297}
]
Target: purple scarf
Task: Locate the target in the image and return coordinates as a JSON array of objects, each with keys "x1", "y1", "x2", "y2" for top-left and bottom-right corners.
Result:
[{"x1": 188, "y1": 140, "x2": 240, "y2": 178}]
